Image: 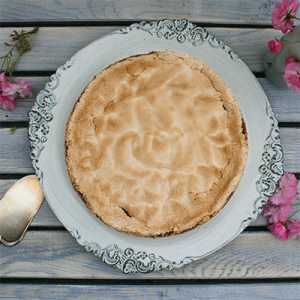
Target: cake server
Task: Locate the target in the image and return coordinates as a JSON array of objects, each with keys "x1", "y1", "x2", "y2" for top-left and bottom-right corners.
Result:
[{"x1": 0, "y1": 175, "x2": 44, "y2": 246}]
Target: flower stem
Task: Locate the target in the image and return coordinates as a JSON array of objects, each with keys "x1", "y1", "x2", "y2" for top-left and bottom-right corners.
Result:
[
  {"x1": 282, "y1": 40, "x2": 300, "y2": 47},
  {"x1": 285, "y1": 208, "x2": 300, "y2": 224},
  {"x1": 289, "y1": 15, "x2": 300, "y2": 21}
]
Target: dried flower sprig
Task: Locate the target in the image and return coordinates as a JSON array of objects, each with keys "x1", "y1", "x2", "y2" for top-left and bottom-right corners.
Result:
[
  {"x1": 0, "y1": 27, "x2": 39, "y2": 82},
  {"x1": 0, "y1": 27, "x2": 38, "y2": 111}
]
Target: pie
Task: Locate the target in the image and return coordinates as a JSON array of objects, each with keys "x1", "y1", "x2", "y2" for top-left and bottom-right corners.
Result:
[{"x1": 65, "y1": 50, "x2": 248, "y2": 237}]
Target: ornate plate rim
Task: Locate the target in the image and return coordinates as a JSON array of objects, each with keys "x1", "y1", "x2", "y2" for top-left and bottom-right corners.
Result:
[{"x1": 28, "y1": 19, "x2": 283, "y2": 274}]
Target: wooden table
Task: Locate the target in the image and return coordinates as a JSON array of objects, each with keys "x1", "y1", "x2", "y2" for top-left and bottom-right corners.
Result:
[{"x1": 1, "y1": 1, "x2": 300, "y2": 299}]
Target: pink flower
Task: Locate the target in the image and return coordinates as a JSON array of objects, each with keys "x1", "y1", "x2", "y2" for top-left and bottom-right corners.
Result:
[
  {"x1": 269, "y1": 172, "x2": 299, "y2": 205},
  {"x1": 15, "y1": 78, "x2": 33, "y2": 98},
  {"x1": 2, "y1": 79, "x2": 32, "y2": 98},
  {"x1": 0, "y1": 73, "x2": 33, "y2": 110},
  {"x1": 0, "y1": 72, "x2": 9, "y2": 83},
  {"x1": 283, "y1": 61, "x2": 300, "y2": 93},
  {"x1": 285, "y1": 56, "x2": 298, "y2": 65},
  {"x1": 0, "y1": 72, "x2": 9, "y2": 91},
  {"x1": 287, "y1": 218, "x2": 300, "y2": 237},
  {"x1": 0, "y1": 95, "x2": 18, "y2": 111},
  {"x1": 263, "y1": 203, "x2": 293, "y2": 223},
  {"x1": 271, "y1": 0, "x2": 300, "y2": 33},
  {"x1": 268, "y1": 39, "x2": 283, "y2": 53},
  {"x1": 268, "y1": 222, "x2": 289, "y2": 240},
  {"x1": 264, "y1": 172, "x2": 300, "y2": 240},
  {"x1": 280, "y1": 172, "x2": 299, "y2": 191}
]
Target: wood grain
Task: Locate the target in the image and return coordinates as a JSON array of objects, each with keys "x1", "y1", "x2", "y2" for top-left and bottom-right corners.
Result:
[
  {"x1": 0, "y1": 128, "x2": 33, "y2": 174},
  {"x1": 1, "y1": 127, "x2": 299, "y2": 174},
  {"x1": 0, "y1": 27, "x2": 283, "y2": 73},
  {"x1": 0, "y1": 0, "x2": 276, "y2": 25},
  {"x1": 1, "y1": 283, "x2": 300, "y2": 300},
  {"x1": 261, "y1": 78, "x2": 300, "y2": 123},
  {"x1": 0, "y1": 231, "x2": 299, "y2": 279},
  {"x1": 1, "y1": 77, "x2": 299, "y2": 123}
]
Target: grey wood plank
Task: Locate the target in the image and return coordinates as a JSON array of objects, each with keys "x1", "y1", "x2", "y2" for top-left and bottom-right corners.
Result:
[
  {"x1": 1, "y1": 127, "x2": 299, "y2": 174},
  {"x1": 0, "y1": 231, "x2": 299, "y2": 279},
  {"x1": 0, "y1": 128, "x2": 34, "y2": 174},
  {"x1": 261, "y1": 78, "x2": 300, "y2": 123},
  {"x1": 1, "y1": 77, "x2": 299, "y2": 123},
  {"x1": 0, "y1": 27, "x2": 283, "y2": 73},
  {"x1": 0, "y1": 0, "x2": 276, "y2": 25},
  {"x1": 0, "y1": 26, "x2": 121, "y2": 72},
  {"x1": 281, "y1": 128, "x2": 300, "y2": 175},
  {"x1": 1, "y1": 283, "x2": 300, "y2": 300}
]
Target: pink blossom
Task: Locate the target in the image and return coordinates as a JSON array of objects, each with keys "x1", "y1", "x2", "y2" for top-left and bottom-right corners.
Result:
[
  {"x1": 280, "y1": 172, "x2": 299, "y2": 191},
  {"x1": 268, "y1": 222, "x2": 289, "y2": 240},
  {"x1": 287, "y1": 218, "x2": 300, "y2": 237},
  {"x1": 0, "y1": 72, "x2": 9, "y2": 91},
  {"x1": 15, "y1": 78, "x2": 33, "y2": 98},
  {"x1": 0, "y1": 95, "x2": 18, "y2": 111},
  {"x1": 283, "y1": 61, "x2": 300, "y2": 92},
  {"x1": 2, "y1": 79, "x2": 32, "y2": 98},
  {"x1": 0, "y1": 73, "x2": 33, "y2": 111},
  {"x1": 269, "y1": 172, "x2": 299, "y2": 205},
  {"x1": 285, "y1": 56, "x2": 298, "y2": 65},
  {"x1": 268, "y1": 39, "x2": 283, "y2": 53},
  {"x1": 0, "y1": 72, "x2": 9, "y2": 83},
  {"x1": 263, "y1": 203, "x2": 293, "y2": 223},
  {"x1": 271, "y1": 0, "x2": 300, "y2": 33}
]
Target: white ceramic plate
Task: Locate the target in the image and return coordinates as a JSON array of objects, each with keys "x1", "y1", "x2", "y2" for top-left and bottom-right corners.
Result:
[{"x1": 29, "y1": 20, "x2": 283, "y2": 273}]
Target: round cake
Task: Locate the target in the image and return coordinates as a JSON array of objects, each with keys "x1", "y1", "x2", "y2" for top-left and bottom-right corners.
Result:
[{"x1": 65, "y1": 50, "x2": 248, "y2": 237}]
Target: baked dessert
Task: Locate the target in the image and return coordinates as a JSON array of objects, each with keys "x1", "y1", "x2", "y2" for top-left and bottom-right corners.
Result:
[{"x1": 65, "y1": 50, "x2": 248, "y2": 237}]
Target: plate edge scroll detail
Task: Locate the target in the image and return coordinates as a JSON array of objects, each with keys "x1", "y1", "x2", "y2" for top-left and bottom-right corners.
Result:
[
  {"x1": 28, "y1": 58, "x2": 73, "y2": 185},
  {"x1": 114, "y1": 19, "x2": 241, "y2": 61},
  {"x1": 240, "y1": 102, "x2": 283, "y2": 231},
  {"x1": 69, "y1": 228, "x2": 197, "y2": 273}
]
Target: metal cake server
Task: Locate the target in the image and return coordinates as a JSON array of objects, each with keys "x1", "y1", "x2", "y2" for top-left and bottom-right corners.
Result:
[{"x1": 0, "y1": 175, "x2": 44, "y2": 246}]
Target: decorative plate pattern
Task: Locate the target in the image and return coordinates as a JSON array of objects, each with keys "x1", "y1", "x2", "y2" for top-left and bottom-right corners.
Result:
[{"x1": 28, "y1": 19, "x2": 283, "y2": 273}]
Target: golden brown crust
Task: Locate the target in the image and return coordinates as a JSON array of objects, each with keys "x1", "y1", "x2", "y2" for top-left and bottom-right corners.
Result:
[{"x1": 65, "y1": 50, "x2": 248, "y2": 237}]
